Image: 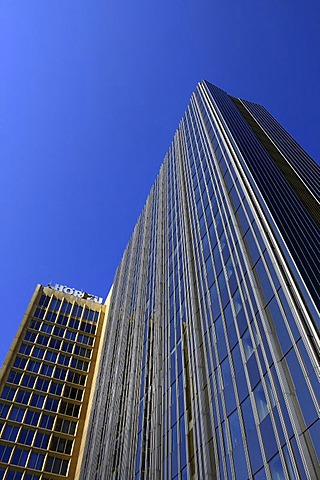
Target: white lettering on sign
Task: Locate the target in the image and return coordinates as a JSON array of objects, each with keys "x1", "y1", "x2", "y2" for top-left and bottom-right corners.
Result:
[{"x1": 51, "y1": 284, "x2": 103, "y2": 304}]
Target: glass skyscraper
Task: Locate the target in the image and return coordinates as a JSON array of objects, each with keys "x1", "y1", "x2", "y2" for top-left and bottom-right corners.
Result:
[
  {"x1": 0, "y1": 81, "x2": 319, "y2": 480},
  {"x1": 80, "y1": 82, "x2": 319, "y2": 479}
]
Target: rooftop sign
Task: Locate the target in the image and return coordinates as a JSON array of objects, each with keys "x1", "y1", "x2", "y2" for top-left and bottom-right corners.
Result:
[{"x1": 50, "y1": 284, "x2": 103, "y2": 304}]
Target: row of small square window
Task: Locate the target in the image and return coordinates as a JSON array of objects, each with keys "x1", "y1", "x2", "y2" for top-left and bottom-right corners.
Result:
[
  {"x1": 31, "y1": 315, "x2": 96, "y2": 336},
  {"x1": 0, "y1": 445, "x2": 69, "y2": 476},
  {"x1": 0, "y1": 415, "x2": 76, "y2": 440},
  {"x1": 0, "y1": 412, "x2": 78, "y2": 442},
  {"x1": 0, "y1": 423, "x2": 73, "y2": 455},
  {"x1": 0, "y1": 406, "x2": 52, "y2": 432},
  {"x1": 0, "y1": 469, "x2": 41, "y2": 480},
  {"x1": 2, "y1": 383, "x2": 84, "y2": 407},
  {"x1": 38, "y1": 295, "x2": 99, "y2": 322},
  {"x1": 24, "y1": 330, "x2": 94, "y2": 349},
  {"x1": 7, "y1": 368, "x2": 86, "y2": 391},
  {"x1": 19, "y1": 342, "x2": 91, "y2": 361},
  {"x1": 0, "y1": 401, "x2": 80, "y2": 426},
  {"x1": 13, "y1": 354, "x2": 89, "y2": 374}
]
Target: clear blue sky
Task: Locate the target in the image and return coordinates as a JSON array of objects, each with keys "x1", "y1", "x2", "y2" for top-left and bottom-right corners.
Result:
[{"x1": 0, "y1": 1, "x2": 319, "y2": 365}]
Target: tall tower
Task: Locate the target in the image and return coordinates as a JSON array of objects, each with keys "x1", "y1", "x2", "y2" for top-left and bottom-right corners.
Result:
[
  {"x1": 0, "y1": 284, "x2": 109, "y2": 479},
  {"x1": 80, "y1": 82, "x2": 319, "y2": 479}
]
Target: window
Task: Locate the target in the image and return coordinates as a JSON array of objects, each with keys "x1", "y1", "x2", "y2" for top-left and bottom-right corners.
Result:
[
  {"x1": 2, "y1": 425, "x2": 19, "y2": 442},
  {"x1": 32, "y1": 347, "x2": 45, "y2": 359},
  {"x1": 57, "y1": 314, "x2": 68, "y2": 326},
  {"x1": 34, "y1": 432, "x2": 49, "y2": 449},
  {"x1": 18, "y1": 428, "x2": 35, "y2": 446},
  {"x1": 65, "y1": 330, "x2": 76, "y2": 341},
  {"x1": 67, "y1": 371, "x2": 86, "y2": 386},
  {"x1": 71, "y1": 305, "x2": 83, "y2": 318},
  {"x1": 30, "y1": 393, "x2": 45, "y2": 409},
  {"x1": 54, "y1": 418, "x2": 77, "y2": 435},
  {"x1": 1, "y1": 386, "x2": 16, "y2": 401},
  {"x1": 77, "y1": 334, "x2": 93, "y2": 346},
  {"x1": 36, "y1": 335, "x2": 49, "y2": 346},
  {"x1": 0, "y1": 403, "x2": 9, "y2": 418},
  {"x1": 61, "y1": 341, "x2": 73, "y2": 353},
  {"x1": 0, "y1": 445, "x2": 13, "y2": 462},
  {"x1": 59, "y1": 401, "x2": 80, "y2": 418},
  {"x1": 44, "y1": 398, "x2": 59, "y2": 412},
  {"x1": 41, "y1": 323, "x2": 53, "y2": 334},
  {"x1": 229, "y1": 409, "x2": 244, "y2": 451},
  {"x1": 27, "y1": 452, "x2": 45, "y2": 470},
  {"x1": 39, "y1": 295, "x2": 49, "y2": 307},
  {"x1": 15, "y1": 389, "x2": 31, "y2": 405},
  {"x1": 13, "y1": 356, "x2": 27, "y2": 370},
  {"x1": 45, "y1": 456, "x2": 69, "y2": 476},
  {"x1": 11, "y1": 448, "x2": 29, "y2": 466},
  {"x1": 25, "y1": 410, "x2": 40, "y2": 426},
  {"x1": 30, "y1": 320, "x2": 41, "y2": 330},
  {"x1": 40, "y1": 364, "x2": 54, "y2": 377},
  {"x1": 54, "y1": 368, "x2": 67, "y2": 381},
  {"x1": 49, "y1": 382, "x2": 63, "y2": 396},
  {"x1": 269, "y1": 453, "x2": 285, "y2": 479},
  {"x1": 71, "y1": 358, "x2": 89, "y2": 372},
  {"x1": 78, "y1": 333, "x2": 89, "y2": 344},
  {"x1": 27, "y1": 360, "x2": 41, "y2": 373},
  {"x1": 266, "y1": 296, "x2": 292, "y2": 356},
  {"x1": 53, "y1": 326, "x2": 65, "y2": 338},
  {"x1": 66, "y1": 330, "x2": 76, "y2": 341},
  {"x1": 35, "y1": 379, "x2": 49, "y2": 392},
  {"x1": 69, "y1": 318, "x2": 80, "y2": 329},
  {"x1": 254, "y1": 382, "x2": 269, "y2": 422},
  {"x1": 48, "y1": 338, "x2": 62, "y2": 349},
  {"x1": 8, "y1": 371, "x2": 22, "y2": 385},
  {"x1": 44, "y1": 351, "x2": 58, "y2": 363},
  {"x1": 57, "y1": 354, "x2": 70, "y2": 366},
  {"x1": 50, "y1": 436, "x2": 73, "y2": 454},
  {"x1": 215, "y1": 315, "x2": 227, "y2": 361},
  {"x1": 73, "y1": 345, "x2": 91, "y2": 358},
  {"x1": 9, "y1": 407, "x2": 25, "y2": 422},
  {"x1": 60, "y1": 301, "x2": 72, "y2": 314},
  {"x1": 50, "y1": 298, "x2": 61, "y2": 311},
  {"x1": 6, "y1": 470, "x2": 23, "y2": 480},
  {"x1": 19, "y1": 343, "x2": 32, "y2": 355},
  {"x1": 242, "y1": 329, "x2": 254, "y2": 360},
  {"x1": 205, "y1": 257, "x2": 215, "y2": 288},
  {"x1": 24, "y1": 331, "x2": 37, "y2": 342},
  {"x1": 39, "y1": 414, "x2": 54, "y2": 430},
  {"x1": 45, "y1": 311, "x2": 57, "y2": 322},
  {"x1": 80, "y1": 321, "x2": 96, "y2": 335},
  {"x1": 83, "y1": 308, "x2": 97, "y2": 321},
  {"x1": 63, "y1": 386, "x2": 83, "y2": 401},
  {"x1": 21, "y1": 374, "x2": 36, "y2": 388},
  {"x1": 33, "y1": 308, "x2": 45, "y2": 319}
]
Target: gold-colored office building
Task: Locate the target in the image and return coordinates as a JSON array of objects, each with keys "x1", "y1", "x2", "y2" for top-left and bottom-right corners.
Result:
[{"x1": 0, "y1": 284, "x2": 109, "y2": 480}]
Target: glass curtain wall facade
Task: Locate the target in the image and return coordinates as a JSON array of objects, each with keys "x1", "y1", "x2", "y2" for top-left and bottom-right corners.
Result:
[
  {"x1": 80, "y1": 81, "x2": 319, "y2": 480},
  {"x1": 0, "y1": 285, "x2": 107, "y2": 480}
]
